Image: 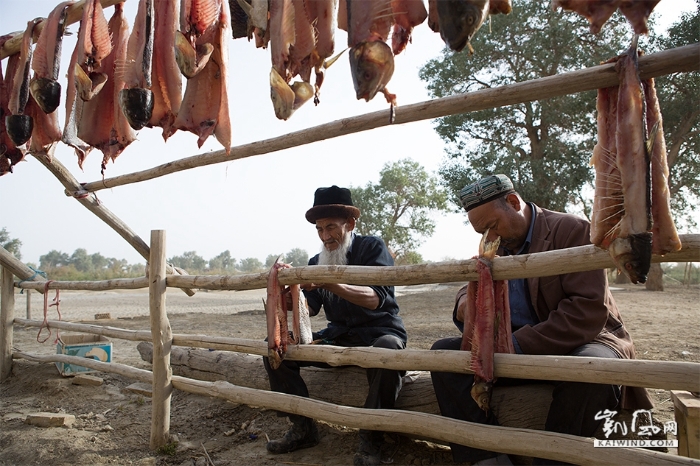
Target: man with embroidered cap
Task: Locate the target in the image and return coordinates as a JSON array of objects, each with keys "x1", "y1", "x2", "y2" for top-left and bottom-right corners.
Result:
[
  {"x1": 430, "y1": 174, "x2": 652, "y2": 465},
  {"x1": 264, "y1": 185, "x2": 407, "y2": 466}
]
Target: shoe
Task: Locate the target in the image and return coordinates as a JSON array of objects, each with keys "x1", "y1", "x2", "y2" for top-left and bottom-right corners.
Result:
[
  {"x1": 266, "y1": 418, "x2": 320, "y2": 454},
  {"x1": 353, "y1": 430, "x2": 382, "y2": 466}
]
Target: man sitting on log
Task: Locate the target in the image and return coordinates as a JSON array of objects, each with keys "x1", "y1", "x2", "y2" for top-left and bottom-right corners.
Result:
[
  {"x1": 430, "y1": 174, "x2": 653, "y2": 465},
  {"x1": 263, "y1": 185, "x2": 407, "y2": 466}
]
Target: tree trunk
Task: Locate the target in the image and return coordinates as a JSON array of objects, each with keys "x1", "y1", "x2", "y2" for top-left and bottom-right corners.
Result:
[{"x1": 645, "y1": 263, "x2": 664, "y2": 291}]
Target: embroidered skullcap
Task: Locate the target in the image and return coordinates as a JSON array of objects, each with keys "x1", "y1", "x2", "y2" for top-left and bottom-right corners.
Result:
[{"x1": 459, "y1": 174, "x2": 515, "y2": 212}]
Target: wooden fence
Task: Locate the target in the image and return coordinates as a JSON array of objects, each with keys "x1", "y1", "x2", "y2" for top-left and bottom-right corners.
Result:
[{"x1": 2, "y1": 232, "x2": 699, "y2": 465}]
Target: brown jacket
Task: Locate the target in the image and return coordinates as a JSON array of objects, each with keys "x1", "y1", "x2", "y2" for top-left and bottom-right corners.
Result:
[{"x1": 457, "y1": 205, "x2": 653, "y2": 410}]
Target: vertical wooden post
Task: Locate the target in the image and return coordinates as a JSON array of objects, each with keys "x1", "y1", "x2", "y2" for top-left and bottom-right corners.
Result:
[
  {"x1": 1, "y1": 265, "x2": 15, "y2": 382},
  {"x1": 148, "y1": 230, "x2": 172, "y2": 450},
  {"x1": 26, "y1": 289, "x2": 31, "y2": 319}
]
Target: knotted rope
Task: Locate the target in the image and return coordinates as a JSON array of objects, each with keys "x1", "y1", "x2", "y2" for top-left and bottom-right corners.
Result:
[{"x1": 37, "y1": 280, "x2": 61, "y2": 344}]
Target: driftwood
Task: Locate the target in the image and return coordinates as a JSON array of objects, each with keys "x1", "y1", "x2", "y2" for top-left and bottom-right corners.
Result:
[
  {"x1": 13, "y1": 350, "x2": 688, "y2": 465},
  {"x1": 1, "y1": 266, "x2": 14, "y2": 381},
  {"x1": 77, "y1": 44, "x2": 700, "y2": 194},
  {"x1": 0, "y1": 246, "x2": 47, "y2": 294}
]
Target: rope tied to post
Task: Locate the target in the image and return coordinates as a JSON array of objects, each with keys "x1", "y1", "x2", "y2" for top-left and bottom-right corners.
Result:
[
  {"x1": 37, "y1": 280, "x2": 61, "y2": 344},
  {"x1": 17, "y1": 266, "x2": 47, "y2": 294}
]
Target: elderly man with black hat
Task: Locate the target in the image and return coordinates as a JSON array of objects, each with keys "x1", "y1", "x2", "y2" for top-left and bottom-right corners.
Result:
[
  {"x1": 430, "y1": 174, "x2": 653, "y2": 465},
  {"x1": 263, "y1": 185, "x2": 407, "y2": 466}
]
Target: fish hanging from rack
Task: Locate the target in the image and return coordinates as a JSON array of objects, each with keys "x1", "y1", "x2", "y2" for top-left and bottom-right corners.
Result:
[
  {"x1": 147, "y1": 0, "x2": 183, "y2": 140},
  {"x1": 428, "y1": 0, "x2": 511, "y2": 54},
  {"x1": 457, "y1": 231, "x2": 514, "y2": 412},
  {"x1": 119, "y1": 0, "x2": 155, "y2": 131},
  {"x1": 80, "y1": 2, "x2": 136, "y2": 174},
  {"x1": 63, "y1": 0, "x2": 113, "y2": 166},
  {"x1": 0, "y1": 34, "x2": 27, "y2": 175},
  {"x1": 174, "y1": 0, "x2": 232, "y2": 153},
  {"x1": 266, "y1": 257, "x2": 313, "y2": 370},
  {"x1": 551, "y1": 0, "x2": 661, "y2": 35},
  {"x1": 589, "y1": 37, "x2": 681, "y2": 284},
  {"x1": 6, "y1": 19, "x2": 41, "y2": 148}
]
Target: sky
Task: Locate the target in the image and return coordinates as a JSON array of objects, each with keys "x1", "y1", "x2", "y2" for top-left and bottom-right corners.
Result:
[{"x1": 0, "y1": 0, "x2": 695, "y2": 268}]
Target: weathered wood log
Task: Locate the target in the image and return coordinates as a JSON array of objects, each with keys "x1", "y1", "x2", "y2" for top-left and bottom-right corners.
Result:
[
  {"x1": 0, "y1": 0, "x2": 125, "y2": 59},
  {"x1": 136, "y1": 342, "x2": 552, "y2": 430},
  {"x1": 0, "y1": 246, "x2": 47, "y2": 294},
  {"x1": 166, "y1": 235, "x2": 700, "y2": 289},
  {"x1": 148, "y1": 230, "x2": 172, "y2": 449},
  {"x1": 78, "y1": 44, "x2": 699, "y2": 194},
  {"x1": 16, "y1": 276, "x2": 149, "y2": 292},
  {"x1": 15, "y1": 351, "x2": 683, "y2": 465},
  {"x1": 1, "y1": 266, "x2": 15, "y2": 382}
]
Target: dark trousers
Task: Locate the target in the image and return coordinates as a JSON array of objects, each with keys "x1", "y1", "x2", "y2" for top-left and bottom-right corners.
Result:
[
  {"x1": 263, "y1": 333, "x2": 406, "y2": 426},
  {"x1": 430, "y1": 337, "x2": 621, "y2": 464}
]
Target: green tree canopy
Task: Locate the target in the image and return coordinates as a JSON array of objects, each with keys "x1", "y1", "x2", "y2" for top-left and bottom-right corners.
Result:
[
  {"x1": 285, "y1": 248, "x2": 309, "y2": 266},
  {"x1": 0, "y1": 227, "x2": 22, "y2": 259},
  {"x1": 419, "y1": 0, "x2": 631, "y2": 212},
  {"x1": 239, "y1": 257, "x2": 264, "y2": 272},
  {"x1": 351, "y1": 158, "x2": 448, "y2": 263},
  {"x1": 209, "y1": 250, "x2": 236, "y2": 272},
  {"x1": 40, "y1": 250, "x2": 70, "y2": 269},
  {"x1": 168, "y1": 251, "x2": 207, "y2": 273}
]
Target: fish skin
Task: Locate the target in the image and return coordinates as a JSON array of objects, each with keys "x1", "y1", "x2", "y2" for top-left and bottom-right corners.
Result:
[
  {"x1": 436, "y1": 0, "x2": 489, "y2": 54},
  {"x1": 349, "y1": 40, "x2": 395, "y2": 103},
  {"x1": 0, "y1": 35, "x2": 26, "y2": 175},
  {"x1": 30, "y1": 2, "x2": 72, "y2": 114},
  {"x1": 619, "y1": 0, "x2": 660, "y2": 35},
  {"x1": 552, "y1": 0, "x2": 620, "y2": 34},
  {"x1": 643, "y1": 77, "x2": 682, "y2": 256},
  {"x1": 148, "y1": 0, "x2": 183, "y2": 140},
  {"x1": 7, "y1": 19, "x2": 41, "y2": 147},
  {"x1": 26, "y1": 93, "x2": 61, "y2": 158},
  {"x1": 120, "y1": 0, "x2": 155, "y2": 130},
  {"x1": 174, "y1": 0, "x2": 231, "y2": 153},
  {"x1": 608, "y1": 233, "x2": 651, "y2": 284}
]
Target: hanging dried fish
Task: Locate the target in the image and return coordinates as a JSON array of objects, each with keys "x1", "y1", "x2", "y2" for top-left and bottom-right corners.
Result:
[
  {"x1": 30, "y1": 1, "x2": 72, "y2": 115},
  {"x1": 6, "y1": 19, "x2": 41, "y2": 147},
  {"x1": 1, "y1": 35, "x2": 27, "y2": 175},
  {"x1": 119, "y1": 0, "x2": 155, "y2": 130},
  {"x1": 552, "y1": 0, "x2": 661, "y2": 35}
]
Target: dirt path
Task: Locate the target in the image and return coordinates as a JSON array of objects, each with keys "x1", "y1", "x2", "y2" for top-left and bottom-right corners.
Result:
[{"x1": 1, "y1": 283, "x2": 698, "y2": 465}]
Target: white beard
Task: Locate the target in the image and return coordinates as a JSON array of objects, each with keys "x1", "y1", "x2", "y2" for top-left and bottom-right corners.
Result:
[{"x1": 317, "y1": 232, "x2": 352, "y2": 266}]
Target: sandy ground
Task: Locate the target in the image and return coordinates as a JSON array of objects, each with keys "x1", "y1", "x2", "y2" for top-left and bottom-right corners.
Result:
[{"x1": 0, "y1": 282, "x2": 698, "y2": 465}]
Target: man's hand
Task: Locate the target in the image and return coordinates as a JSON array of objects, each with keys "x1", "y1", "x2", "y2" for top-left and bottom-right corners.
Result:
[{"x1": 302, "y1": 283, "x2": 380, "y2": 310}]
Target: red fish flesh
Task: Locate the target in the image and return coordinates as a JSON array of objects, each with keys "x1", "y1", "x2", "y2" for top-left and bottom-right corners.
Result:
[
  {"x1": 266, "y1": 257, "x2": 312, "y2": 370},
  {"x1": 80, "y1": 2, "x2": 136, "y2": 173},
  {"x1": 63, "y1": 0, "x2": 113, "y2": 164},
  {"x1": 390, "y1": 0, "x2": 427, "y2": 55},
  {"x1": 174, "y1": 0, "x2": 231, "y2": 152},
  {"x1": 552, "y1": 0, "x2": 661, "y2": 35},
  {"x1": 589, "y1": 39, "x2": 680, "y2": 283},
  {"x1": 459, "y1": 232, "x2": 514, "y2": 412},
  {"x1": 148, "y1": 0, "x2": 183, "y2": 140}
]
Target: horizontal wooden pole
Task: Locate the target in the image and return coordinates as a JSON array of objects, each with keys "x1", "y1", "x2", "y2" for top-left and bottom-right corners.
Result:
[
  {"x1": 11, "y1": 351, "x2": 693, "y2": 465},
  {"x1": 0, "y1": 246, "x2": 47, "y2": 294},
  {"x1": 77, "y1": 44, "x2": 700, "y2": 194},
  {"x1": 14, "y1": 318, "x2": 152, "y2": 341},
  {"x1": 13, "y1": 234, "x2": 697, "y2": 292},
  {"x1": 16, "y1": 276, "x2": 149, "y2": 291},
  {"x1": 13, "y1": 318, "x2": 699, "y2": 391},
  {"x1": 0, "y1": 0, "x2": 125, "y2": 59},
  {"x1": 165, "y1": 234, "x2": 700, "y2": 289}
]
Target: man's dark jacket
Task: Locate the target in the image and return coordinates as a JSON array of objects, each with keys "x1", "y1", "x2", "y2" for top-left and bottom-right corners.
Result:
[{"x1": 305, "y1": 234, "x2": 407, "y2": 346}]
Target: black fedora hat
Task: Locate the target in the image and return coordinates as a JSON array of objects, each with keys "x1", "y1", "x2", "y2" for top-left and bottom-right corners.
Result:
[{"x1": 305, "y1": 186, "x2": 361, "y2": 223}]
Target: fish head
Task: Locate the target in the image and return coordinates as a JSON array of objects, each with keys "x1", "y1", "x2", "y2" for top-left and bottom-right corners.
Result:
[
  {"x1": 29, "y1": 78, "x2": 62, "y2": 114},
  {"x1": 608, "y1": 233, "x2": 652, "y2": 284},
  {"x1": 118, "y1": 88, "x2": 154, "y2": 130},
  {"x1": 5, "y1": 114, "x2": 34, "y2": 146},
  {"x1": 470, "y1": 381, "x2": 492, "y2": 412},
  {"x1": 270, "y1": 68, "x2": 296, "y2": 120},
  {"x1": 349, "y1": 40, "x2": 395, "y2": 102},
  {"x1": 436, "y1": 0, "x2": 489, "y2": 53},
  {"x1": 175, "y1": 31, "x2": 214, "y2": 79},
  {"x1": 478, "y1": 229, "x2": 501, "y2": 260}
]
